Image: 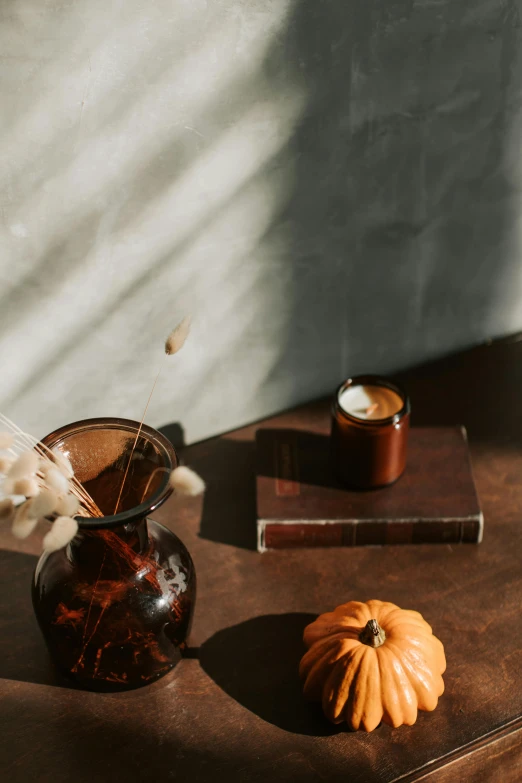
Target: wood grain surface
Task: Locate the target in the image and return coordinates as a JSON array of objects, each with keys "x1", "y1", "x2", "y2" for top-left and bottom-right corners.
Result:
[{"x1": 2, "y1": 335, "x2": 522, "y2": 782}]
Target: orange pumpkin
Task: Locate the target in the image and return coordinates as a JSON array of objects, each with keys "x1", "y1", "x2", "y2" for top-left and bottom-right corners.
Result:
[{"x1": 299, "y1": 600, "x2": 446, "y2": 731}]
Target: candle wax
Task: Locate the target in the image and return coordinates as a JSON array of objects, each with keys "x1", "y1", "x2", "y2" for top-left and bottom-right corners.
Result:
[{"x1": 338, "y1": 384, "x2": 404, "y2": 421}]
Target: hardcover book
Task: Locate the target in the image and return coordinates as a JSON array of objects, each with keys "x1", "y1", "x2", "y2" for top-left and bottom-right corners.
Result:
[{"x1": 256, "y1": 426, "x2": 483, "y2": 551}]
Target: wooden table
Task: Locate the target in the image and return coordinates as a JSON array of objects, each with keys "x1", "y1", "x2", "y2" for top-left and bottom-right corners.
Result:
[{"x1": 2, "y1": 336, "x2": 522, "y2": 782}]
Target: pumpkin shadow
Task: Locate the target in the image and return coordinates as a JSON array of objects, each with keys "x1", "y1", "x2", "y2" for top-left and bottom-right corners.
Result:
[{"x1": 199, "y1": 613, "x2": 345, "y2": 736}]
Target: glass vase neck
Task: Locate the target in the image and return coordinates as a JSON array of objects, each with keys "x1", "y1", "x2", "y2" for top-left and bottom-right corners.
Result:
[
  {"x1": 68, "y1": 518, "x2": 150, "y2": 565},
  {"x1": 40, "y1": 417, "x2": 178, "y2": 530}
]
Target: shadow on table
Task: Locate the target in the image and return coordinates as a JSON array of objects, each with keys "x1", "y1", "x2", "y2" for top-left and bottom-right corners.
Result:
[
  {"x1": 1, "y1": 685, "x2": 244, "y2": 783},
  {"x1": 159, "y1": 419, "x2": 259, "y2": 551},
  {"x1": 0, "y1": 549, "x2": 75, "y2": 689},
  {"x1": 182, "y1": 430, "x2": 344, "y2": 552},
  {"x1": 182, "y1": 437, "x2": 259, "y2": 551},
  {"x1": 199, "y1": 612, "x2": 344, "y2": 737},
  {"x1": 256, "y1": 428, "x2": 342, "y2": 489}
]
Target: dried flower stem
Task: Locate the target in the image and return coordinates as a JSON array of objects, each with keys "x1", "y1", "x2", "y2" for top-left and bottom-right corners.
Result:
[
  {"x1": 0, "y1": 413, "x2": 102, "y2": 517},
  {"x1": 113, "y1": 315, "x2": 191, "y2": 514},
  {"x1": 140, "y1": 466, "x2": 169, "y2": 503},
  {"x1": 113, "y1": 365, "x2": 163, "y2": 514}
]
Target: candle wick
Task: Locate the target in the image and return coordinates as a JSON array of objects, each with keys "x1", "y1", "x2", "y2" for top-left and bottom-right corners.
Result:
[{"x1": 366, "y1": 403, "x2": 379, "y2": 416}]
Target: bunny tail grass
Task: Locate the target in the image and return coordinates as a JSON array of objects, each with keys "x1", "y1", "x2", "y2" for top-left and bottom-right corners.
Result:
[
  {"x1": 165, "y1": 316, "x2": 191, "y2": 356},
  {"x1": 169, "y1": 465, "x2": 205, "y2": 496},
  {"x1": 42, "y1": 516, "x2": 79, "y2": 552}
]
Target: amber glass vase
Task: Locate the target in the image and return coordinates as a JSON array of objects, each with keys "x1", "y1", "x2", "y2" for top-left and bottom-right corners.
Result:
[{"x1": 32, "y1": 418, "x2": 196, "y2": 692}]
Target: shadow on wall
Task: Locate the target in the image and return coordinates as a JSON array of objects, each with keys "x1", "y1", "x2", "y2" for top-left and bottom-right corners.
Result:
[
  {"x1": 259, "y1": 0, "x2": 522, "y2": 406},
  {"x1": 2, "y1": 0, "x2": 522, "y2": 446}
]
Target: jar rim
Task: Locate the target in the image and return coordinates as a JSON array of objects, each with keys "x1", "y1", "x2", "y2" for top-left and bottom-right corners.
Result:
[
  {"x1": 333, "y1": 374, "x2": 410, "y2": 426},
  {"x1": 40, "y1": 417, "x2": 178, "y2": 529}
]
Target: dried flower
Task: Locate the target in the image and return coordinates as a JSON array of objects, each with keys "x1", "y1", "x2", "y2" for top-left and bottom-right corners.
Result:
[
  {"x1": 44, "y1": 466, "x2": 70, "y2": 496},
  {"x1": 7, "y1": 450, "x2": 39, "y2": 480},
  {"x1": 12, "y1": 501, "x2": 39, "y2": 539},
  {"x1": 43, "y1": 516, "x2": 79, "y2": 552},
  {"x1": 0, "y1": 455, "x2": 13, "y2": 473},
  {"x1": 12, "y1": 477, "x2": 40, "y2": 497},
  {"x1": 169, "y1": 465, "x2": 205, "y2": 496},
  {"x1": 30, "y1": 488, "x2": 60, "y2": 519},
  {"x1": 55, "y1": 493, "x2": 80, "y2": 517},
  {"x1": 0, "y1": 414, "x2": 102, "y2": 552},
  {"x1": 0, "y1": 432, "x2": 14, "y2": 450},
  {"x1": 165, "y1": 316, "x2": 191, "y2": 356}
]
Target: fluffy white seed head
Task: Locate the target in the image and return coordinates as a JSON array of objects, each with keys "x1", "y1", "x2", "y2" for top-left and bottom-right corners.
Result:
[
  {"x1": 13, "y1": 477, "x2": 40, "y2": 498},
  {"x1": 7, "y1": 450, "x2": 39, "y2": 480},
  {"x1": 54, "y1": 493, "x2": 80, "y2": 517},
  {"x1": 12, "y1": 501, "x2": 39, "y2": 539},
  {"x1": 30, "y1": 488, "x2": 60, "y2": 519},
  {"x1": 0, "y1": 498, "x2": 14, "y2": 524},
  {"x1": 169, "y1": 465, "x2": 205, "y2": 496},
  {"x1": 42, "y1": 516, "x2": 78, "y2": 552},
  {"x1": 45, "y1": 466, "x2": 70, "y2": 495},
  {"x1": 0, "y1": 432, "x2": 14, "y2": 450},
  {"x1": 13, "y1": 517, "x2": 39, "y2": 539},
  {"x1": 0, "y1": 455, "x2": 13, "y2": 474},
  {"x1": 165, "y1": 316, "x2": 191, "y2": 356},
  {"x1": 2, "y1": 478, "x2": 14, "y2": 495}
]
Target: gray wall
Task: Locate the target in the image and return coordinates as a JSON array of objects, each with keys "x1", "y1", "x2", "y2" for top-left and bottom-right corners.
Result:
[{"x1": 1, "y1": 0, "x2": 522, "y2": 444}]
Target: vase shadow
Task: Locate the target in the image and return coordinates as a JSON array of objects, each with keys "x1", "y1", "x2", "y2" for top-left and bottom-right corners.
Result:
[
  {"x1": 184, "y1": 437, "x2": 259, "y2": 551},
  {"x1": 159, "y1": 421, "x2": 259, "y2": 550},
  {"x1": 199, "y1": 613, "x2": 345, "y2": 736},
  {"x1": 256, "y1": 428, "x2": 342, "y2": 489},
  {"x1": 0, "y1": 549, "x2": 76, "y2": 689},
  {"x1": 158, "y1": 421, "x2": 186, "y2": 451}
]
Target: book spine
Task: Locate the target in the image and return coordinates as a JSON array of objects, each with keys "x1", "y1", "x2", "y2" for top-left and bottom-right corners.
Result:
[{"x1": 259, "y1": 518, "x2": 482, "y2": 550}]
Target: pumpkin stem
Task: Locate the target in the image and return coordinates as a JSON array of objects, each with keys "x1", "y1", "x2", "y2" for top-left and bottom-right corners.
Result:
[{"x1": 359, "y1": 619, "x2": 386, "y2": 648}]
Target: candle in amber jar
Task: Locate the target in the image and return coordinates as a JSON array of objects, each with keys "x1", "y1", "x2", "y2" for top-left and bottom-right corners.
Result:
[{"x1": 331, "y1": 375, "x2": 410, "y2": 489}]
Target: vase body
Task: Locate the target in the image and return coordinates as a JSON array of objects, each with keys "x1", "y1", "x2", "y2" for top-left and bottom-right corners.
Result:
[{"x1": 32, "y1": 418, "x2": 196, "y2": 691}]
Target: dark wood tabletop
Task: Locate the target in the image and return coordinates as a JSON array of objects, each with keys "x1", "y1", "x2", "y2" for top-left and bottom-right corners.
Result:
[{"x1": 2, "y1": 335, "x2": 522, "y2": 782}]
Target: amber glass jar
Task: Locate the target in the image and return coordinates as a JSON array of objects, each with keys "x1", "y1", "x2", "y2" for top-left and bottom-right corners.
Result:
[
  {"x1": 331, "y1": 375, "x2": 410, "y2": 489},
  {"x1": 32, "y1": 418, "x2": 196, "y2": 692}
]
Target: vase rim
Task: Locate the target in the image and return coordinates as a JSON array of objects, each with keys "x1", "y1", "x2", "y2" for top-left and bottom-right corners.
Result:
[{"x1": 40, "y1": 416, "x2": 178, "y2": 529}]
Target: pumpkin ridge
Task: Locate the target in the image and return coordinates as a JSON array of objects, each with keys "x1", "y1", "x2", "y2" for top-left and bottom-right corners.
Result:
[
  {"x1": 386, "y1": 626, "x2": 438, "y2": 644},
  {"x1": 385, "y1": 639, "x2": 435, "y2": 695},
  {"x1": 301, "y1": 637, "x2": 359, "y2": 685},
  {"x1": 304, "y1": 623, "x2": 361, "y2": 648},
  {"x1": 385, "y1": 640, "x2": 443, "y2": 708},
  {"x1": 390, "y1": 632, "x2": 444, "y2": 664},
  {"x1": 383, "y1": 611, "x2": 433, "y2": 635},
  {"x1": 378, "y1": 646, "x2": 417, "y2": 727},
  {"x1": 375, "y1": 645, "x2": 401, "y2": 728},
  {"x1": 332, "y1": 601, "x2": 372, "y2": 626},
  {"x1": 322, "y1": 646, "x2": 366, "y2": 723},
  {"x1": 334, "y1": 600, "x2": 372, "y2": 616},
  {"x1": 389, "y1": 631, "x2": 445, "y2": 663},
  {"x1": 366, "y1": 600, "x2": 401, "y2": 626},
  {"x1": 349, "y1": 646, "x2": 382, "y2": 731},
  {"x1": 302, "y1": 631, "x2": 361, "y2": 660},
  {"x1": 303, "y1": 641, "x2": 360, "y2": 702}
]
